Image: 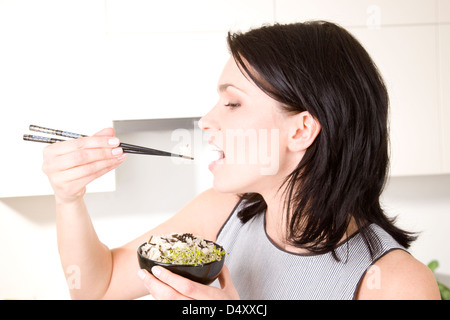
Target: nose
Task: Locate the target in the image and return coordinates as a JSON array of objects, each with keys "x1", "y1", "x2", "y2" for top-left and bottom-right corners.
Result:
[{"x1": 198, "y1": 105, "x2": 220, "y2": 132}]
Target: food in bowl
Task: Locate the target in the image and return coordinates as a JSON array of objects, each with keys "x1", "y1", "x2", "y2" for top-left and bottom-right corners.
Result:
[
  {"x1": 137, "y1": 233, "x2": 227, "y2": 285},
  {"x1": 140, "y1": 233, "x2": 225, "y2": 265}
]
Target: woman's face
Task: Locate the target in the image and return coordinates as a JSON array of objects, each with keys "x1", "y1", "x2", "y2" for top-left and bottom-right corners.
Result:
[{"x1": 199, "y1": 57, "x2": 298, "y2": 195}]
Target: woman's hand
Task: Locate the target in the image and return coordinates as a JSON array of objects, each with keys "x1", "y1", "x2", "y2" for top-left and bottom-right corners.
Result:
[
  {"x1": 42, "y1": 127, "x2": 126, "y2": 205},
  {"x1": 137, "y1": 265, "x2": 240, "y2": 300}
]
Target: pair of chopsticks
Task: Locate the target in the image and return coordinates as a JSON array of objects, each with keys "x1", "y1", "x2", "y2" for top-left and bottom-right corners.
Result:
[{"x1": 23, "y1": 125, "x2": 194, "y2": 160}]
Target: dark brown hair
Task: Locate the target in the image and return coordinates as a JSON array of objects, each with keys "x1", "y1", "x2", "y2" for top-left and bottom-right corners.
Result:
[{"x1": 227, "y1": 21, "x2": 416, "y2": 259}]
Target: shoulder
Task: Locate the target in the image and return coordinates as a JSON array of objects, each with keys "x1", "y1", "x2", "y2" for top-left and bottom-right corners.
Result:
[
  {"x1": 189, "y1": 188, "x2": 240, "y2": 211},
  {"x1": 356, "y1": 249, "x2": 441, "y2": 300},
  {"x1": 193, "y1": 188, "x2": 241, "y2": 240},
  {"x1": 121, "y1": 189, "x2": 240, "y2": 252},
  {"x1": 180, "y1": 188, "x2": 240, "y2": 221},
  {"x1": 160, "y1": 188, "x2": 240, "y2": 241}
]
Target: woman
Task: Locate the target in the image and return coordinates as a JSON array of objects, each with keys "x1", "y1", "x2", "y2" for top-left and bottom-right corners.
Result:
[{"x1": 42, "y1": 21, "x2": 440, "y2": 299}]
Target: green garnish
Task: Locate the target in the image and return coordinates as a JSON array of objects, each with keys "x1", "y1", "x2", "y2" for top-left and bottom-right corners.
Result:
[
  {"x1": 141, "y1": 233, "x2": 227, "y2": 266},
  {"x1": 160, "y1": 245, "x2": 226, "y2": 266}
]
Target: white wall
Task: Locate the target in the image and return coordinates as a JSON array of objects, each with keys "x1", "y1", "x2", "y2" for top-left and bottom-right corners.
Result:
[
  {"x1": 382, "y1": 175, "x2": 450, "y2": 277},
  {"x1": 0, "y1": 0, "x2": 449, "y2": 299}
]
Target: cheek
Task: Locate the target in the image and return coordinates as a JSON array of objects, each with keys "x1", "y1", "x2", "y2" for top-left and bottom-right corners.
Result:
[
  {"x1": 227, "y1": 128, "x2": 281, "y2": 176},
  {"x1": 212, "y1": 129, "x2": 283, "y2": 193}
]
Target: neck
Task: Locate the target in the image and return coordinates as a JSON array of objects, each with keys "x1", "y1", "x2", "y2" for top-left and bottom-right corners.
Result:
[
  {"x1": 259, "y1": 185, "x2": 358, "y2": 254},
  {"x1": 259, "y1": 185, "x2": 308, "y2": 253},
  {"x1": 262, "y1": 190, "x2": 286, "y2": 240}
]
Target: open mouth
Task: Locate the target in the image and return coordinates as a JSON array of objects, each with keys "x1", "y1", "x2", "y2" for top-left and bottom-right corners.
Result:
[
  {"x1": 206, "y1": 144, "x2": 225, "y2": 170},
  {"x1": 212, "y1": 148, "x2": 225, "y2": 161},
  {"x1": 208, "y1": 145, "x2": 225, "y2": 161}
]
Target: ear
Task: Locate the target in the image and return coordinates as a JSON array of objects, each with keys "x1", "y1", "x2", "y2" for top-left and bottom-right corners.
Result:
[{"x1": 287, "y1": 111, "x2": 321, "y2": 152}]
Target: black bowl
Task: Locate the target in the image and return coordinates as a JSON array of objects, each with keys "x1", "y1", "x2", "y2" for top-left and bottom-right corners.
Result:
[{"x1": 137, "y1": 242, "x2": 225, "y2": 285}]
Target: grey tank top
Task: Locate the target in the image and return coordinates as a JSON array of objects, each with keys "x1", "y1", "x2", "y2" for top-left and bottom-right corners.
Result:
[{"x1": 213, "y1": 199, "x2": 406, "y2": 300}]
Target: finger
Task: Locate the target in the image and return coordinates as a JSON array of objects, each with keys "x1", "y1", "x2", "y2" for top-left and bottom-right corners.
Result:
[
  {"x1": 218, "y1": 265, "x2": 239, "y2": 299},
  {"x1": 58, "y1": 156, "x2": 126, "y2": 183},
  {"x1": 50, "y1": 158, "x2": 124, "y2": 198},
  {"x1": 138, "y1": 269, "x2": 192, "y2": 300},
  {"x1": 151, "y1": 266, "x2": 212, "y2": 300},
  {"x1": 49, "y1": 155, "x2": 126, "y2": 186},
  {"x1": 50, "y1": 147, "x2": 124, "y2": 172},
  {"x1": 44, "y1": 135, "x2": 120, "y2": 158},
  {"x1": 70, "y1": 157, "x2": 124, "y2": 185},
  {"x1": 93, "y1": 127, "x2": 115, "y2": 137},
  {"x1": 218, "y1": 265, "x2": 231, "y2": 289}
]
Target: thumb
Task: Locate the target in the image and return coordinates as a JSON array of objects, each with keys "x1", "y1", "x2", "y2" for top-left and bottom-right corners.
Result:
[
  {"x1": 218, "y1": 265, "x2": 231, "y2": 288},
  {"x1": 218, "y1": 265, "x2": 238, "y2": 295},
  {"x1": 93, "y1": 127, "x2": 115, "y2": 137}
]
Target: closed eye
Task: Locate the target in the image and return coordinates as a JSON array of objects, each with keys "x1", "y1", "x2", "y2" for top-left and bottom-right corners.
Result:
[{"x1": 224, "y1": 102, "x2": 241, "y2": 108}]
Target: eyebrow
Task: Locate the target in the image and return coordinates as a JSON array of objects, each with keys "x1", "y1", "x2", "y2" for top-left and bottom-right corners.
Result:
[{"x1": 218, "y1": 83, "x2": 246, "y2": 94}]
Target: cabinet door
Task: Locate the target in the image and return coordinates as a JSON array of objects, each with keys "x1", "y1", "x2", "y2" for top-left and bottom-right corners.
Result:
[
  {"x1": 438, "y1": 0, "x2": 450, "y2": 23},
  {"x1": 439, "y1": 25, "x2": 450, "y2": 173},
  {"x1": 0, "y1": 1, "x2": 114, "y2": 198},
  {"x1": 103, "y1": 0, "x2": 275, "y2": 121},
  {"x1": 102, "y1": 32, "x2": 230, "y2": 121},
  {"x1": 350, "y1": 26, "x2": 441, "y2": 176},
  {"x1": 0, "y1": 36, "x2": 115, "y2": 198},
  {"x1": 276, "y1": 1, "x2": 446, "y2": 176},
  {"x1": 0, "y1": 116, "x2": 115, "y2": 198}
]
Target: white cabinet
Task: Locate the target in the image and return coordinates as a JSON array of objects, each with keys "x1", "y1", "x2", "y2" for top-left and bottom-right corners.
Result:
[
  {"x1": 0, "y1": 0, "x2": 114, "y2": 198},
  {"x1": 349, "y1": 26, "x2": 442, "y2": 176},
  {"x1": 0, "y1": 121, "x2": 116, "y2": 198},
  {"x1": 276, "y1": 0, "x2": 449, "y2": 176},
  {"x1": 439, "y1": 25, "x2": 450, "y2": 173},
  {"x1": 103, "y1": 0, "x2": 275, "y2": 121},
  {"x1": 102, "y1": 32, "x2": 230, "y2": 121},
  {"x1": 439, "y1": 0, "x2": 450, "y2": 23}
]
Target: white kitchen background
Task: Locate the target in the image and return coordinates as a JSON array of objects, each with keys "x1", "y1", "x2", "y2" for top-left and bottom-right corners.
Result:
[{"x1": 0, "y1": 0, "x2": 449, "y2": 299}]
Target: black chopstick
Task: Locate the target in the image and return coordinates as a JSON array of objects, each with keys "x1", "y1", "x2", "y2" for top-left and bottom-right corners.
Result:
[{"x1": 24, "y1": 125, "x2": 194, "y2": 160}]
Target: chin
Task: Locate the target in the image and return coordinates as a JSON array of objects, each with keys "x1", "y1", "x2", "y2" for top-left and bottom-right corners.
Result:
[
  {"x1": 212, "y1": 180, "x2": 241, "y2": 194},
  {"x1": 211, "y1": 171, "x2": 260, "y2": 195}
]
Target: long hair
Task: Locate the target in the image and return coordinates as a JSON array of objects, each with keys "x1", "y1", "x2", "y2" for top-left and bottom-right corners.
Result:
[{"x1": 228, "y1": 21, "x2": 416, "y2": 259}]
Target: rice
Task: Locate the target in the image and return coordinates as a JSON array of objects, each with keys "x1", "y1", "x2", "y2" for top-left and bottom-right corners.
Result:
[
  {"x1": 140, "y1": 233, "x2": 225, "y2": 266},
  {"x1": 179, "y1": 144, "x2": 192, "y2": 158}
]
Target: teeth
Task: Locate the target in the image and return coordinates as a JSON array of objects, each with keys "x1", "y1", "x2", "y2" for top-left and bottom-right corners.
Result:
[
  {"x1": 216, "y1": 150, "x2": 224, "y2": 160},
  {"x1": 211, "y1": 150, "x2": 222, "y2": 161},
  {"x1": 204, "y1": 145, "x2": 224, "y2": 162},
  {"x1": 213, "y1": 150, "x2": 222, "y2": 161}
]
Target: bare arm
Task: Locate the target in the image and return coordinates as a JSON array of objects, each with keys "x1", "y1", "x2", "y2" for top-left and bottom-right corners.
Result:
[
  {"x1": 356, "y1": 249, "x2": 441, "y2": 300},
  {"x1": 42, "y1": 128, "x2": 238, "y2": 299},
  {"x1": 42, "y1": 128, "x2": 125, "y2": 299},
  {"x1": 56, "y1": 198, "x2": 115, "y2": 299}
]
